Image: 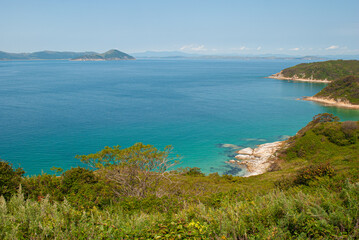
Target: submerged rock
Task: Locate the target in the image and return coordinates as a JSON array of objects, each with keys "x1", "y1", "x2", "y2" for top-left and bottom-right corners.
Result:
[
  {"x1": 218, "y1": 143, "x2": 242, "y2": 149},
  {"x1": 243, "y1": 138, "x2": 267, "y2": 142}
]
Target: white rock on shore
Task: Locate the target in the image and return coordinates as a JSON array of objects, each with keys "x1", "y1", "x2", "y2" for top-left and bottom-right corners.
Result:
[
  {"x1": 268, "y1": 71, "x2": 331, "y2": 83},
  {"x1": 227, "y1": 141, "x2": 284, "y2": 177}
]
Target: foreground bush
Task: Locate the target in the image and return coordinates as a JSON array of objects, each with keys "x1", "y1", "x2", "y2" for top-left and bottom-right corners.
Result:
[
  {"x1": 0, "y1": 160, "x2": 24, "y2": 200},
  {"x1": 0, "y1": 176, "x2": 358, "y2": 239},
  {"x1": 294, "y1": 163, "x2": 335, "y2": 185}
]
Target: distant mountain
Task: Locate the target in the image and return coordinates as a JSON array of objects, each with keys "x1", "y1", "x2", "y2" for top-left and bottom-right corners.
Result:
[
  {"x1": 71, "y1": 50, "x2": 135, "y2": 61},
  {"x1": 0, "y1": 51, "x2": 96, "y2": 60}
]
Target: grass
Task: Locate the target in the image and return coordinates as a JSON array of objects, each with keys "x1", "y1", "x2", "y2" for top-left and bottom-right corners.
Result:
[{"x1": 1, "y1": 175, "x2": 358, "y2": 239}]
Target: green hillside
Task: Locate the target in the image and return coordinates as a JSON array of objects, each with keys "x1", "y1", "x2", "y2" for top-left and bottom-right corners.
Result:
[
  {"x1": 72, "y1": 49, "x2": 135, "y2": 61},
  {"x1": 280, "y1": 60, "x2": 359, "y2": 81},
  {"x1": 314, "y1": 75, "x2": 359, "y2": 104},
  {"x1": 1, "y1": 114, "x2": 359, "y2": 239}
]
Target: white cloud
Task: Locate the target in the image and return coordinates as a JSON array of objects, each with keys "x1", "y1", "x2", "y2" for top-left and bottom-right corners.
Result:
[
  {"x1": 290, "y1": 47, "x2": 300, "y2": 51},
  {"x1": 180, "y1": 44, "x2": 207, "y2": 52},
  {"x1": 230, "y1": 46, "x2": 248, "y2": 51},
  {"x1": 257, "y1": 46, "x2": 262, "y2": 51},
  {"x1": 326, "y1": 45, "x2": 339, "y2": 50}
]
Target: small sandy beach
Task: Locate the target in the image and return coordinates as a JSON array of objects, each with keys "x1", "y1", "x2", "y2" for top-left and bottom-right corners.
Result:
[{"x1": 303, "y1": 96, "x2": 359, "y2": 109}]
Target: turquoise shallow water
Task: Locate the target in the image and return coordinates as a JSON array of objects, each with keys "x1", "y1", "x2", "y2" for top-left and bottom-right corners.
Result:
[{"x1": 1, "y1": 59, "x2": 358, "y2": 176}]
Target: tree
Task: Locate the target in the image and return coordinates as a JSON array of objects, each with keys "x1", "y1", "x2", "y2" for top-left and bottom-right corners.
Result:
[
  {"x1": 76, "y1": 143, "x2": 180, "y2": 198},
  {"x1": 312, "y1": 113, "x2": 340, "y2": 124}
]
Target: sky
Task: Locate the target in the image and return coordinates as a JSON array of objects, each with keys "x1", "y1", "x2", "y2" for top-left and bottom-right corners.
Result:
[{"x1": 1, "y1": 0, "x2": 358, "y2": 55}]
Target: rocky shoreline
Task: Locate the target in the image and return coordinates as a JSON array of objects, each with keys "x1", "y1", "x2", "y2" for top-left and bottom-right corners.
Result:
[
  {"x1": 268, "y1": 71, "x2": 331, "y2": 83},
  {"x1": 303, "y1": 96, "x2": 359, "y2": 109},
  {"x1": 227, "y1": 141, "x2": 285, "y2": 177}
]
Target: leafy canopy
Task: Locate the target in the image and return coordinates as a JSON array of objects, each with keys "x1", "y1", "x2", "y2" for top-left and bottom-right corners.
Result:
[{"x1": 76, "y1": 142, "x2": 179, "y2": 173}]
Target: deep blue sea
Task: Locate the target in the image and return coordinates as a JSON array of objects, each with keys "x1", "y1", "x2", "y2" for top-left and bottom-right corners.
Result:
[{"x1": 1, "y1": 59, "x2": 359, "y2": 176}]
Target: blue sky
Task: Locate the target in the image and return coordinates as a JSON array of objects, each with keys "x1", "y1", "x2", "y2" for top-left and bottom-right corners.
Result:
[{"x1": 1, "y1": 0, "x2": 358, "y2": 55}]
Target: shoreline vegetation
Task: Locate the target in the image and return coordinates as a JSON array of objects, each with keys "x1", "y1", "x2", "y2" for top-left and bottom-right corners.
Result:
[{"x1": 1, "y1": 113, "x2": 358, "y2": 238}]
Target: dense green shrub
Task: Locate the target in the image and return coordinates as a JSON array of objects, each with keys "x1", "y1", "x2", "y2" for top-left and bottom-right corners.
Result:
[
  {"x1": 61, "y1": 167, "x2": 113, "y2": 209},
  {"x1": 61, "y1": 167, "x2": 97, "y2": 193},
  {"x1": 313, "y1": 122, "x2": 358, "y2": 146},
  {"x1": 294, "y1": 163, "x2": 335, "y2": 185},
  {"x1": 22, "y1": 167, "x2": 114, "y2": 209},
  {"x1": 118, "y1": 195, "x2": 183, "y2": 214},
  {"x1": 342, "y1": 121, "x2": 358, "y2": 142},
  {"x1": 64, "y1": 181, "x2": 113, "y2": 209},
  {"x1": 0, "y1": 160, "x2": 24, "y2": 200},
  {"x1": 174, "y1": 167, "x2": 205, "y2": 177},
  {"x1": 22, "y1": 173, "x2": 63, "y2": 202}
]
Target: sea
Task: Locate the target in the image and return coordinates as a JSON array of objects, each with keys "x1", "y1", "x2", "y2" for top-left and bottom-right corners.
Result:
[{"x1": 1, "y1": 59, "x2": 358, "y2": 176}]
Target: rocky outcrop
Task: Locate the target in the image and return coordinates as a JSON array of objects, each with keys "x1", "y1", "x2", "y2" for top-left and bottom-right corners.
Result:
[{"x1": 227, "y1": 141, "x2": 284, "y2": 177}]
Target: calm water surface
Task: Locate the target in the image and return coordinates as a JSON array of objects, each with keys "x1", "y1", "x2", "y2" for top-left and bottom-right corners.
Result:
[{"x1": 1, "y1": 59, "x2": 358, "y2": 175}]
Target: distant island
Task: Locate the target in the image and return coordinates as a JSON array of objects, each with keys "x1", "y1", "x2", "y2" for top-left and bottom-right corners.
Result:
[
  {"x1": 71, "y1": 49, "x2": 135, "y2": 61},
  {"x1": 0, "y1": 49, "x2": 135, "y2": 61},
  {"x1": 269, "y1": 60, "x2": 359, "y2": 109},
  {"x1": 269, "y1": 60, "x2": 359, "y2": 83}
]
